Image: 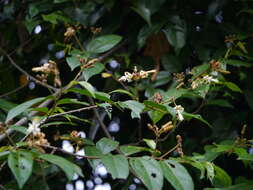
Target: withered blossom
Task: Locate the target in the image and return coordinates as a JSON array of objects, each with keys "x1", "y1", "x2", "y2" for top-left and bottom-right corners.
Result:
[{"x1": 32, "y1": 60, "x2": 61, "y2": 87}]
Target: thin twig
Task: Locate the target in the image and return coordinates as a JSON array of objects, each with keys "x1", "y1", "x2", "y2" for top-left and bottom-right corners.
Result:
[
  {"x1": 88, "y1": 97, "x2": 112, "y2": 139},
  {"x1": 48, "y1": 105, "x2": 98, "y2": 119},
  {"x1": 39, "y1": 144, "x2": 99, "y2": 159},
  {"x1": 0, "y1": 47, "x2": 58, "y2": 91},
  {"x1": 0, "y1": 83, "x2": 27, "y2": 98},
  {"x1": 0, "y1": 162, "x2": 6, "y2": 172},
  {"x1": 158, "y1": 144, "x2": 179, "y2": 160}
]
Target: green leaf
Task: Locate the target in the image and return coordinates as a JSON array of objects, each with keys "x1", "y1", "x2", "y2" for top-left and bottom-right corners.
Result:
[
  {"x1": 41, "y1": 121, "x2": 78, "y2": 127},
  {"x1": 154, "y1": 71, "x2": 171, "y2": 87},
  {"x1": 224, "y1": 82, "x2": 242, "y2": 93},
  {"x1": 101, "y1": 154, "x2": 129, "y2": 179},
  {"x1": 10, "y1": 125, "x2": 28, "y2": 135},
  {"x1": 206, "y1": 99, "x2": 234, "y2": 108},
  {"x1": 132, "y1": 5, "x2": 151, "y2": 26},
  {"x1": 84, "y1": 146, "x2": 103, "y2": 169},
  {"x1": 220, "y1": 59, "x2": 253, "y2": 68},
  {"x1": 149, "y1": 110, "x2": 165, "y2": 124},
  {"x1": 137, "y1": 22, "x2": 165, "y2": 49},
  {"x1": 212, "y1": 165, "x2": 232, "y2": 188},
  {"x1": 132, "y1": 0, "x2": 166, "y2": 25},
  {"x1": 8, "y1": 151, "x2": 34, "y2": 189},
  {"x1": 57, "y1": 98, "x2": 89, "y2": 106},
  {"x1": 205, "y1": 162, "x2": 215, "y2": 182},
  {"x1": 144, "y1": 100, "x2": 167, "y2": 113},
  {"x1": 25, "y1": 19, "x2": 40, "y2": 34},
  {"x1": 190, "y1": 64, "x2": 210, "y2": 79},
  {"x1": 87, "y1": 35, "x2": 122, "y2": 53},
  {"x1": 79, "y1": 81, "x2": 96, "y2": 98},
  {"x1": 0, "y1": 99, "x2": 17, "y2": 112},
  {"x1": 143, "y1": 139, "x2": 156, "y2": 150},
  {"x1": 237, "y1": 153, "x2": 253, "y2": 161},
  {"x1": 85, "y1": 146, "x2": 103, "y2": 157},
  {"x1": 6, "y1": 97, "x2": 45, "y2": 122},
  {"x1": 68, "y1": 88, "x2": 113, "y2": 103},
  {"x1": 38, "y1": 154, "x2": 83, "y2": 180},
  {"x1": 42, "y1": 11, "x2": 70, "y2": 24},
  {"x1": 160, "y1": 160, "x2": 194, "y2": 190},
  {"x1": 183, "y1": 112, "x2": 211, "y2": 127},
  {"x1": 204, "y1": 182, "x2": 253, "y2": 190},
  {"x1": 109, "y1": 89, "x2": 135, "y2": 99},
  {"x1": 82, "y1": 63, "x2": 105, "y2": 81},
  {"x1": 163, "y1": 16, "x2": 187, "y2": 53},
  {"x1": 66, "y1": 49, "x2": 88, "y2": 71},
  {"x1": 130, "y1": 156, "x2": 163, "y2": 190},
  {"x1": 120, "y1": 145, "x2": 149, "y2": 156},
  {"x1": 118, "y1": 100, "x2": 145, "y2": 119},
  {"x1": 202, "y1": 145, "x2": 222, "y2": 162},
  {"x1": 96, "y1": 138, "x2": 119, "y2": 154}
]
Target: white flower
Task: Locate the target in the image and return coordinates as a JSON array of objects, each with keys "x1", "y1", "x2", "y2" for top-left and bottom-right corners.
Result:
[
  {"x1": 62, "y1": 140, "x2": 74, "y2": 153},
  {"x1": 174, "y1": 105, "x2": 184, "y2": 121},
  {"x1": 76, "y1": 148, "x2": 85, "y2": 159},
  {"x1": 203, "y1": 75, "x2": 219, "y2": 83},
  {"x1": 27, "y1": 120, "x2": 41, "y2": 135},
  {"x1": 118, "y1": 72, "x2": 133, "y2": 82}
]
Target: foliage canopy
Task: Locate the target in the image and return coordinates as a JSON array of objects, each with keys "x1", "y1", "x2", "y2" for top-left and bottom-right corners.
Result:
[{"x1": 0, "y1": 0, "x2": 253, "y2": 190}]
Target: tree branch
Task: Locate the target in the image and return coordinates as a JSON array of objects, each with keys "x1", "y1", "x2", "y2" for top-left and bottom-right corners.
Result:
[
  {"x1": 0, "y1": 40, "x2": 127, "y2": 142},
  {"x1": 39, "y1": 144, "x2": 99, "y2": 159},
  {"x1": 48, "y1": 105, "x2": 98, "y2": 119},
  {"x1": 0, "y1": 47, "x2": 58, "y2": 91},
  {"x1": 0, "y1": 83, "x2": 27, "y2": 98}
]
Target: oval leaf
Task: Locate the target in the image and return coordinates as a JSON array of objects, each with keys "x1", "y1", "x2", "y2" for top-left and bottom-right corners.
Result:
[
  {"x1": 96, "y1": 137, "x2": 119, "y2": 154},
  {"x1": 8, "y1": 151, "x2": 34, "y2": 189},
  {"x1": 79, "y1": 81, "x2": 96, "y2": 98},
  {"x1": 101, "y1": 154, "x2": 129, "y2": 179},
  {"x1": 6, "y1": 97, "x2": 45, "y2": 123},
  {"x1": 38, "y1": 154, "x2": 83, "y2": 180},
  {"x1": 82, "y1": 63, "x2": 105, "y2": 81},
  {"x1": 118, "y1": 100, "x2": 145, "y2": 119},
  {"x1": 160, "y1": 160, "x2": 194, "y2": 190},
  {"x1": 130, "y1": 156, "x2": 163, "y2": 190},
  {"x1": 87, "y1": 35, "x2": 122, "y2": 53}
]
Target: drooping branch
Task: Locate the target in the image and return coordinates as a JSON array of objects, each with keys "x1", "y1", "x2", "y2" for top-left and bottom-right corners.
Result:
[{"x1": 0, "y1": 40, "x2": 127, "y2": 142}]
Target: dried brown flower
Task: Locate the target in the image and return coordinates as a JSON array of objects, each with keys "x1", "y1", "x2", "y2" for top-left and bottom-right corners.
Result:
[
  {"x1": 32, "y1": 60, "x2": 62, "y2": 87},
  {"x1": 153, "y1": 93, "x2": 163, "y2": 103},
  {"x1": 173, "y1": 72, "x2": 185, "y2": 83},
  {"x1": 64, "y1": 27, "x2": 76, "y2": 41},
  {"x1": 91, "y1": 27, "x2": 102, "y2": 34},
  {"x1": 176, "y1": 135, "x2": 184, "y2": 157}
]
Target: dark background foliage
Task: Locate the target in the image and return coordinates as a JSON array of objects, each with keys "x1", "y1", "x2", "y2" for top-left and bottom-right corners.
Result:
[{"x1": 0, "y1": 0, "x2": 253, "y2": 190}]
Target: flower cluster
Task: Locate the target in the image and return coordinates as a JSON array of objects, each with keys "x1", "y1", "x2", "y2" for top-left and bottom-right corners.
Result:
[
  {"x1": 119, "y1": 66, "x2": 156, "y2": 82},
  {"x1": 148, "y1": 121, "x2": 174, "y2": 137},
  {"x1": 61, "y1": 130, "x2": 86, "y2": 159},
  {"x1": 27, "y1": 120, "x2": 41, "y2": 135},
  {"x1": 27, "y1": 119, "x2": 50, "y2": 149},
  {"x1": 64, "y1": 26, "x2": 76, "y2": 42},
  {"x1": 209, "y1": 60, "x2": 230, "y2": 74},
  {"x1": 191, "y1": 75, "x2": 219, "y2": 89},
  {"x1": 32, "y1": 60, "x2": 61, "y2": 87}
]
